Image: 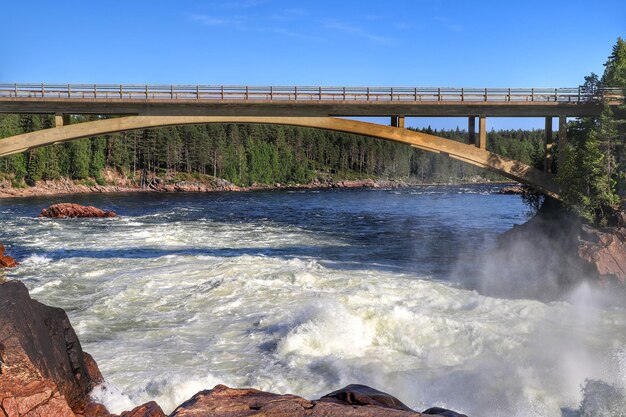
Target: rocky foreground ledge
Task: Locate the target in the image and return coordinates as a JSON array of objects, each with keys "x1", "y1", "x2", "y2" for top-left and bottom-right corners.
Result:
[{"x1": 0, "y1": 280, "x2": 466, "y2": 417}]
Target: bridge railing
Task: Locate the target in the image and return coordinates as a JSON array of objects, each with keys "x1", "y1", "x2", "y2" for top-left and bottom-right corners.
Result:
[{"x1": 0, "y1": 83, "x2": 622, "y2": 104}]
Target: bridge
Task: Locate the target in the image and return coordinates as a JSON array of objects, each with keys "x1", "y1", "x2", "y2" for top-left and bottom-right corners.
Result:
[{"x1": 0, "y1": 83, "x2": 622, "y2": 199}]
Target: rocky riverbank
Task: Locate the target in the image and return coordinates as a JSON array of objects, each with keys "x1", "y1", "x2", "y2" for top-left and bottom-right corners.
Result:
[
  {"x1": 0, "y1": 280, "x2": 467, "y2": 417},
  {"x1": 0, "y1": 173, "x2": 405, "y2": 198},
  {"x1": 0, "y1": 170, "x2": 502, "y2": 198},
  {"x1": 477, "y1": 199, "x2": 626, "y2": 300}
]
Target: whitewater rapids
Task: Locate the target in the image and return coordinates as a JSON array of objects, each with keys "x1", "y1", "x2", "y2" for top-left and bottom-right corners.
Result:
[{"x1": 1, "y1": 187, "x2": 624, "y2": 416}]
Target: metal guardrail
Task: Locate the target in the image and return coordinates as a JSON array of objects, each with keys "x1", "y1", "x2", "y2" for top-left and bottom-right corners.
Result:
[{"x1": 0, "y1": 83, "x2": 622, "y2": 103}]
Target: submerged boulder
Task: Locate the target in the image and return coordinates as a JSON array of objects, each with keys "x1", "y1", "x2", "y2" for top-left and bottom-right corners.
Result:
[
  {"x1": 0, "y1": 244, "x2": 18, "y2": 268},
  {"x1": 0, "y1": 280, "x2": 100, "y2": 416},
  {"x1": 39, "y1": 203, "x2": 116, "y2": 219}
]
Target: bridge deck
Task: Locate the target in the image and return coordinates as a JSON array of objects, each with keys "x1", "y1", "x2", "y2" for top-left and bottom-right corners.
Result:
[{"x1": 0, "y1": 84, "x2": 620, "y2": 117}]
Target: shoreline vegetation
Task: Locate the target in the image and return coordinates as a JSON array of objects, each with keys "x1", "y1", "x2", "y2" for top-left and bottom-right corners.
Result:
[{"x1": 0, "y1": 169, "x2": 516, "y2": 198}]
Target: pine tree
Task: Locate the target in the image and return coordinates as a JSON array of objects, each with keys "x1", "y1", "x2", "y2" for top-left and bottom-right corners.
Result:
[
  {"x1": 26, "y1": 148, "x2": 47, "y2": 185},
  {"x1": 69, "y1": 139, "x2": 91, "y2": 180}
]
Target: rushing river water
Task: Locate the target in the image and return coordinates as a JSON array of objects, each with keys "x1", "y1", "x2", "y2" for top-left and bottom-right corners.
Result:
[{"x1": 1, "y1": 185, "x2": 625, "y2": 416}]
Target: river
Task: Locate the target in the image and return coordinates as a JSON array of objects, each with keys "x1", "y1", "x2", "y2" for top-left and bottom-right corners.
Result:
[{"x1": 1, "y1": 185, "x2": 624, "y2": 416}]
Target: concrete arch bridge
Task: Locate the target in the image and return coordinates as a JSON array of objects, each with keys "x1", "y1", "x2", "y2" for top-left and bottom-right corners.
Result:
[{"x1": 0, "y1": 83, "x2": 622, "y2": 199}]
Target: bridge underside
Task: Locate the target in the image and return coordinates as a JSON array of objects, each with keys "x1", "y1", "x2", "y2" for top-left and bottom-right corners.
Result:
[
  {"x1": 0, "y1": 98, "x2": 602, "y2": 118},
  {"x1": 0, "y1": 115, "x2": 560, "y2": 199}
]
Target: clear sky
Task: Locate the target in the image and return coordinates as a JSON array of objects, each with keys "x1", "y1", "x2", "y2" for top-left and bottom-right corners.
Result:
[{"x1": 2, "y1": 0, "x2": 625, "y2": 130}]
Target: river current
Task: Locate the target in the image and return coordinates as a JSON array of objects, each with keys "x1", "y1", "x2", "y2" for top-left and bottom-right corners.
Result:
[{"x1": 1, "y1": 185, "x2": 624, "y2": 416}]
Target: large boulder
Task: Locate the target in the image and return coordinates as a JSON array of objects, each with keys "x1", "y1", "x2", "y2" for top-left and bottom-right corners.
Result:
[
  {"x1": 0, "y1": 244, "x2": 18, "y2": 269},
  {"x1": 39, "y1": 204, "x2": 116, "y2": 219},
  {"x1": 0, "y1": 280, "x2": 100, "y2": 416},
  {"x1": 319, "y1": 384, "x2": 413, "y2": 411},
  {"x1": 423, "y1": 407, "x2": 468, "y2": 417}
]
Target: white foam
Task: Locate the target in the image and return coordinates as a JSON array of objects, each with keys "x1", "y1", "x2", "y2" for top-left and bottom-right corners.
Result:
[
  {"x1": 91, "y1": 373, "x2": 225, "y2": 415},
  {"x1": 30, "y1": 279, "x2": 62, "y2": 294},
  {"x1": 8, "y1": 205, "x2": 625, "y2": 417},
  {"x1": 21, "y1": 254, "x2": 52, "y2": 265}
]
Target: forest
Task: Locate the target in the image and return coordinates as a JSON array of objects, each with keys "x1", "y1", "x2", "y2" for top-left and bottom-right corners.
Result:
[{"x1": 0, "y1": 113, "x2": 546, "y2": 188}]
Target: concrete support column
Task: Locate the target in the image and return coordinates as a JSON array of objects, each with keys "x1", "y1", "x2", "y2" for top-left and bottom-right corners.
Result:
[
  {"x1": 54, "y1": 113, "x2": 70, "y2": 127},
  {"x1": 468, "y1": 116, "x2": 476, "y2": 145},
  {"x1": 478, "y1": 116, "x2": 487, "y2": 149},
  {"x1": 391, "y1": 116, "x2": 405, "y2": 128},
  {"x1": 558, "y1": 116, "x2": 567, "y2": 169},
  {"x1": 544, "y1": 117, "x2": 553, "y2": 173}
]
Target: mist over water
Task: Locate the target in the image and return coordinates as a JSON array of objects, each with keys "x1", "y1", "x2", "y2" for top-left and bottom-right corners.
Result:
[{"x1": 1, "y1": 186, "x2": 624, "y2": 416}]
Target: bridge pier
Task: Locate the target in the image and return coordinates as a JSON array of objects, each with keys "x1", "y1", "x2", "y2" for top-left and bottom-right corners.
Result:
[
  {"x1": 544, "y1": 117, "x2": 553, "y2": 173},
  {"x1": 391, "y1": 116, "x2": 405, "y2": 129},
  {"x1": 478, "y1": 116, "x2": 487, "y2": 149},
  {"x1": 54, "y1": 113, "x2": 71, "y2": 127},
  {"x1": 468, "y1": 117, "x2": 476, "y2": 145},
  {"x1": 558, "y1": 116, "x2": 567, "y2": 168}
]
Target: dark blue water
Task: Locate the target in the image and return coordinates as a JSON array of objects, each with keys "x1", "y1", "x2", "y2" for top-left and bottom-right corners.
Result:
[{"x1": 0, "y1": 184, "x2": 526, "y2": 281}]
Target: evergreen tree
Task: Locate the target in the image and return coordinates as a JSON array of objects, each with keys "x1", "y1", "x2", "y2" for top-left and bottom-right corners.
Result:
[
  {"x1": 26, "y1": 148, "x2": 47, "y2": 185},
  {"x1": 69, "y1": 139, "x2": 91, "y2": 180}
]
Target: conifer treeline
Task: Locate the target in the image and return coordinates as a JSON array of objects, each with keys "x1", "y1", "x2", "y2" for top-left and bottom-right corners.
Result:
[
  {"x1": 0, "y1": 113, "x2": 546, "y2": 187},
  {"x1": 556, "y1": 37, "x2": 626, "y2": 222}
]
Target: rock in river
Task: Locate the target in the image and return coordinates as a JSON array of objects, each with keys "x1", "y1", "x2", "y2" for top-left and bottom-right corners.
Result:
[
  {"x1": 0, "y1": 244, "x2": 18, "y2": 268},
  {"x1": 39, "y1": 203, "x2": 117, "y2": 219}
]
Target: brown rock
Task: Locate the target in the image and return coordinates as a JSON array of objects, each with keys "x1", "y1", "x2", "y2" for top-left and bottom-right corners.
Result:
[
  {"x1": 498, "y1": 185, "x2": 523, "y2": 194},
  {"x1": 119, "y1": 402, "x2": 165, "y2": 417},
  {"x1": 0, "y1": 245, "x2": 18, "y2": 269},
  {"x1": 0, "y1": 256, "x2": 18, "y2": 269},
  {"x1": 0, "y1": 377, "x2": 77, "y2": 417},
  {"x1": 169, "y1": 384, "x2": 433, "y2": 417},
  {"x1": 578, "y1": 226, "x2": 626, "y2": 284},
  {"x1": 77, "y1": 401, "x2": 113, "y2": 417},
  {"x1": 319, "y1": 384, "x2": 413, "y2": 411},
  {"x1": 82, "y1": 353, "x2": 104, "y2": 386},
  {"x1": 39, "y1": 203, "x2": 116, "y2": 219},
  {"x1": 423, "y1": 407, "x2": 468, "y2": 417},
  {"x1": 0, "y1": 280, "x2": 101, "y2": 416},
  {"x1": 615, "y1": 211, "x2": 626, "y2": 228},
  {"x1": 169, "y1": 385, "x2": 308, "y2": 417}
]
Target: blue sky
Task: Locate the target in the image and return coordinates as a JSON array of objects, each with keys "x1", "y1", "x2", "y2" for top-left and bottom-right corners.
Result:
[{"x1": 2, "y1": 0, "x2": 625, "y2": 129}]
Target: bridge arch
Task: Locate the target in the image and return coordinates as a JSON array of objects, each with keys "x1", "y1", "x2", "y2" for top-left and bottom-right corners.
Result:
[{"x1": 0, "y1": 115, "x2": 559, "y2": 198}]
